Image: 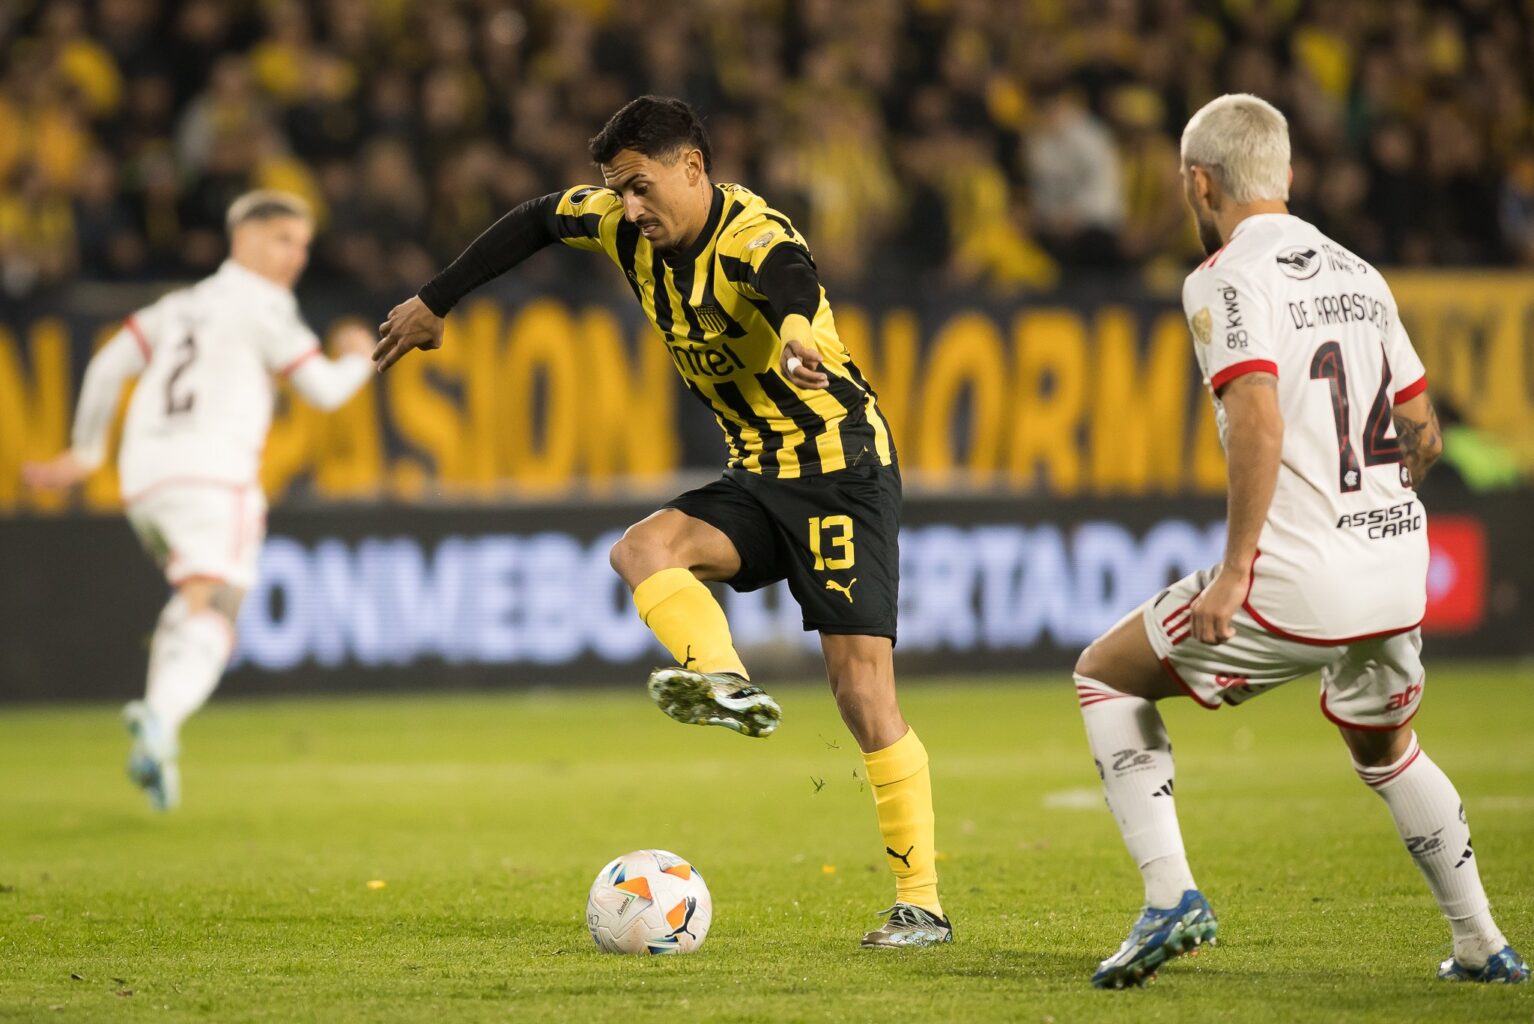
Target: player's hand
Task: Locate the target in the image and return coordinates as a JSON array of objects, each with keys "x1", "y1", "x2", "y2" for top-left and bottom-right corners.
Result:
[
  {"x1": 21, "y1": 451, "x2": 91, "y2": 490},
  {"x1": 780, "y1": 314, "x2": 828, "y2": 390},
  {"x1": 333, "y1": 323, "x2": 375, "y2": 358},
  {"x1": 374, "y1": 296, "x2": 445, "y2": 373},
  {"x1": 1189, "y1": 563, "x2": 1248, "y2": 645}
]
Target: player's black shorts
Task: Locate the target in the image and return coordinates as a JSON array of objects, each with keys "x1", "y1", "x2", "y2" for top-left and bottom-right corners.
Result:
[{"x1": 664, "y1": 463, "x2": 902, "y2": 641}]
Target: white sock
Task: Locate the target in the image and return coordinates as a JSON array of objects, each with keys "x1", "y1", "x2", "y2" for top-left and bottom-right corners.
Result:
[
  {"x1": 1355, "y1": 732, "x2": 1507, "y2": 967},
  {"x1": 1076, "y1": 674, "x2": 1197, "y2": 908},
  {"x1": 145, "y1": 594, "x2": 235, "y2": 740}
]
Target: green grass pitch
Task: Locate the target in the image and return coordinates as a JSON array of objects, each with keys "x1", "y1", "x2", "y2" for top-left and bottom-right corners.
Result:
[{"x1": 1, "y1": 664, "x2": 1530, "y2": 1023}]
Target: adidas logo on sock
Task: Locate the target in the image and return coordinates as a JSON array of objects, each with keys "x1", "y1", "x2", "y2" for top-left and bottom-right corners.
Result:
[
  {"x1": 1455, "y1": 837, "x2": 1475, "y2": 868},
  {"x1": 1151, "y1": 779, "x2": 1174, "y2": 798}
]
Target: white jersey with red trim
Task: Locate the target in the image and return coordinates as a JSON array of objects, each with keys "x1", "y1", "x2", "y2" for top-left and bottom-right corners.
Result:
[
  {"x1": 1182, "y1": 213, "x2": 1429, "y2": 643},
  {"x1": 118, "y1": 260, "x2": 322, "y2": 498}
]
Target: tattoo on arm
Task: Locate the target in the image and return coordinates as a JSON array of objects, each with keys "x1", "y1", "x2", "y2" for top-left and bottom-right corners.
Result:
[{"x1": 1392, "y1": 400, "x2": 1442, "y2": 486}]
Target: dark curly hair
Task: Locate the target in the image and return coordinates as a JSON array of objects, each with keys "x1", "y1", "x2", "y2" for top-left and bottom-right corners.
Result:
[{"x1": 588, "y1": 95, "x2": 712, "y2": 172}]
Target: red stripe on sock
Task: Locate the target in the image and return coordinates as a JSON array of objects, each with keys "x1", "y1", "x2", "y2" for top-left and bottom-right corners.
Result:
[{"x1": 1362, "y1": 746, "x2": 1421, "y2": 788}]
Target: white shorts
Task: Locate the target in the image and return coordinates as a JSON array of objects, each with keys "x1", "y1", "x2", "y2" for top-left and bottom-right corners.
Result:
[
  {"x1": 1144, "y1": 565, "x2": 1425, "y2": 731},
  {"x1": 125, "y1": 481, "x2": 267, "y2": 590}
]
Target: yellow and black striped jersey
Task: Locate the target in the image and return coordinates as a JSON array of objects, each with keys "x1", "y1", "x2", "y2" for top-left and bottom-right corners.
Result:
[{"x1": 550, "y1": 182, "x2": 895, "y2": 478}]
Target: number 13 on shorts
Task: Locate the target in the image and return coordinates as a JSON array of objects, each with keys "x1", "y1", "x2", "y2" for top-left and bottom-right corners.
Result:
[{"x1": 809, "y1": 515, "x2": 855, "y2": 570}]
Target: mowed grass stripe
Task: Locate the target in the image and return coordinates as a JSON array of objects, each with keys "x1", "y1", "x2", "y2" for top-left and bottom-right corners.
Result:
[{"x1": 0, "y1": 665, "x2": 1529, "y2": 1023}]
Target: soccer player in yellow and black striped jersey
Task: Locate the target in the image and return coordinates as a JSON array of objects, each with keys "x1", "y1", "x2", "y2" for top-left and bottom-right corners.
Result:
[{"x1": 375, "y1": 96, "x2": 948, "y2": 947}]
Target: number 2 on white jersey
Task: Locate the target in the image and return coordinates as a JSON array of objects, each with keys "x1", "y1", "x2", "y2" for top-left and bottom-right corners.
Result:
[{"x1": 164, "y1": 334, "x2": 197, "y2": 415}]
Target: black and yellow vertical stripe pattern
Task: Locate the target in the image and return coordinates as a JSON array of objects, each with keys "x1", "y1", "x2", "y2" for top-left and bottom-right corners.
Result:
[{"x1": 550, "y1": 183, "x2": 895, "y2": 478}]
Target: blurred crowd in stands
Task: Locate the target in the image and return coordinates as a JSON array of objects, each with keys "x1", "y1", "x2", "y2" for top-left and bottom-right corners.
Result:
[{"x1": 3, "y1": 0, "x2": 1533, "y2": 300}]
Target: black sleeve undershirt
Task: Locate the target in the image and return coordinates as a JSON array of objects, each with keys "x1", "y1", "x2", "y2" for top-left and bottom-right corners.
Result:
[
  {"x1": 417, "y1": 193, "x2": 561, "y2": 317},
  {"x1": 754, "y1": 245, "x2": 820, "y2": 324}
]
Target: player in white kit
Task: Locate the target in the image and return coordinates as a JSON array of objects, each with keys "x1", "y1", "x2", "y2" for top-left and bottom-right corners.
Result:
[
  {"x1": 1071, "y1": 96, "x2": 1527, "y2": 987},
  {"x1": 22, "y1": 191, "x2": 374, "y2": 811}
]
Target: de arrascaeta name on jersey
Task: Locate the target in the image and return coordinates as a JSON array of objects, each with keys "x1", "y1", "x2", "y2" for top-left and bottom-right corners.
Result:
[
  {"x1": 1288, "y1": 291, "x2": 1393, "y2": 334},
  {"x1": 1213, "y1": 281, "x2": 1396, "y2": 354}
]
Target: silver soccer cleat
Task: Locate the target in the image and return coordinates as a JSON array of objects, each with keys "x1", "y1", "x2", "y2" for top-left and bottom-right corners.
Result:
[
  {"x1": 646, "y1": 667, "x2": 781, "y2": 737},
  {"x1": 860, "y1": 903, "x2": 953, "y2": 948}
]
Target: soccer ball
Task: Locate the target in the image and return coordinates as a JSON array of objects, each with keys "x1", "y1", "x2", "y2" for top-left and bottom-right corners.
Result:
[{"x1": 586, "y1": 849, "x2": 712, "y2": 955}]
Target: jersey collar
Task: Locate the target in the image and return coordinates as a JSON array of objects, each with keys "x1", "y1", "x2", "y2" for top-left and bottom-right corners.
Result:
[
  {"x1": 217, "y1": 258, "x2": 297, "y2": 309},
  {"x1": 1229, "y1": 211, "x2": 1295, "y2": 242},
  {"x1": 663, "y1": 185, "x2": 724, "y2": 266}
]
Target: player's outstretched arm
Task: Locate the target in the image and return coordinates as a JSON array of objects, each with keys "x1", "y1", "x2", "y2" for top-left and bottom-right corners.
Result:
[
  {"x1": 22, "y1": 326, "x2": 147, "y2": 490},
  {"x1": 1190, "y1": 370, "x2": 1283, "y2": 644},
  {"x1": 288, "y1": 324, "x2": 375, "y2": 411},
  {"x1": 21, "y1": 450, "x2": 93, "y2": 490},
  {"x1": 779, "y1": 315, "x2": 829, "y2": 389},
  {"x1": 373, "y1": 295, "x2": 445, "y2": 373},
  {"x1": 374, "y1": 193, "x2": 562, "y2": 373},
  {"x1": 758, "y1": 246, "x2": 829, "y2": 389},
  {"x1": 1391, "y1": 391, "x2": 1443, "y2": 487}
]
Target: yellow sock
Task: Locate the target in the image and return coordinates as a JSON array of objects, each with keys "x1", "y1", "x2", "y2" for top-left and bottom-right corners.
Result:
[
  {"x1": 863, "y1": 728, "x2": 941, "y2": 915},
  {"x1": 632, "y1": 568, "x2": 748, "y2": 678}
]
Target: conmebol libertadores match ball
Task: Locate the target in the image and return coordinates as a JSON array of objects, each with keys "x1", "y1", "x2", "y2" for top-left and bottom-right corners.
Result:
[{"x1": 586, "y1": 849, "x2": 712, "y2": 955}]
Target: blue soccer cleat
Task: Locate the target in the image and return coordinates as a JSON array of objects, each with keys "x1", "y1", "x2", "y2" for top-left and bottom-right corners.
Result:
[
  {"x1": 122, "y1": 700, "x2": 180, "y2": 812},
  {"x1": 1092, "y1": 889, "x2": 1218, "y2": 989},
  {"x1": 1438, "y1": 945, "x2": 1528, "y2": 983}
]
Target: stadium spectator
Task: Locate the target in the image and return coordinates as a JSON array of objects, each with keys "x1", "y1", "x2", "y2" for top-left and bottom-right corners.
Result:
[
  {"x1": 1109, "y1": 84, "x2": 1198, "y2": 282},
  {"x1": 1, "y1": 0, "x2": 1532, "y2": 296},
  {"x1": 175, "y1": 55, "x2": 265, "y2": 175},
  {"x1": 1501, "y1": 150, "x2": 1534, "y2": 265},
  {"x1": 0, "y1": 160, "x2": 77, "y2": 295},
  {"x1": 73, "y1": 145, "x2": 141, "y2": 278},
  {"x1": 1026, "y1": 79, "x2": 1126, "y2": 268}
]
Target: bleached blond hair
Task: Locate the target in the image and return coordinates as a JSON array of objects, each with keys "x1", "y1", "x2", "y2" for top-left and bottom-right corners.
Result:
[
  {"x1": 1180, "y1": 93, "x2": 1290, "y2": 203},
  {"x1": 225, "y1": 189, "x2": 312, "y2": 231}
]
